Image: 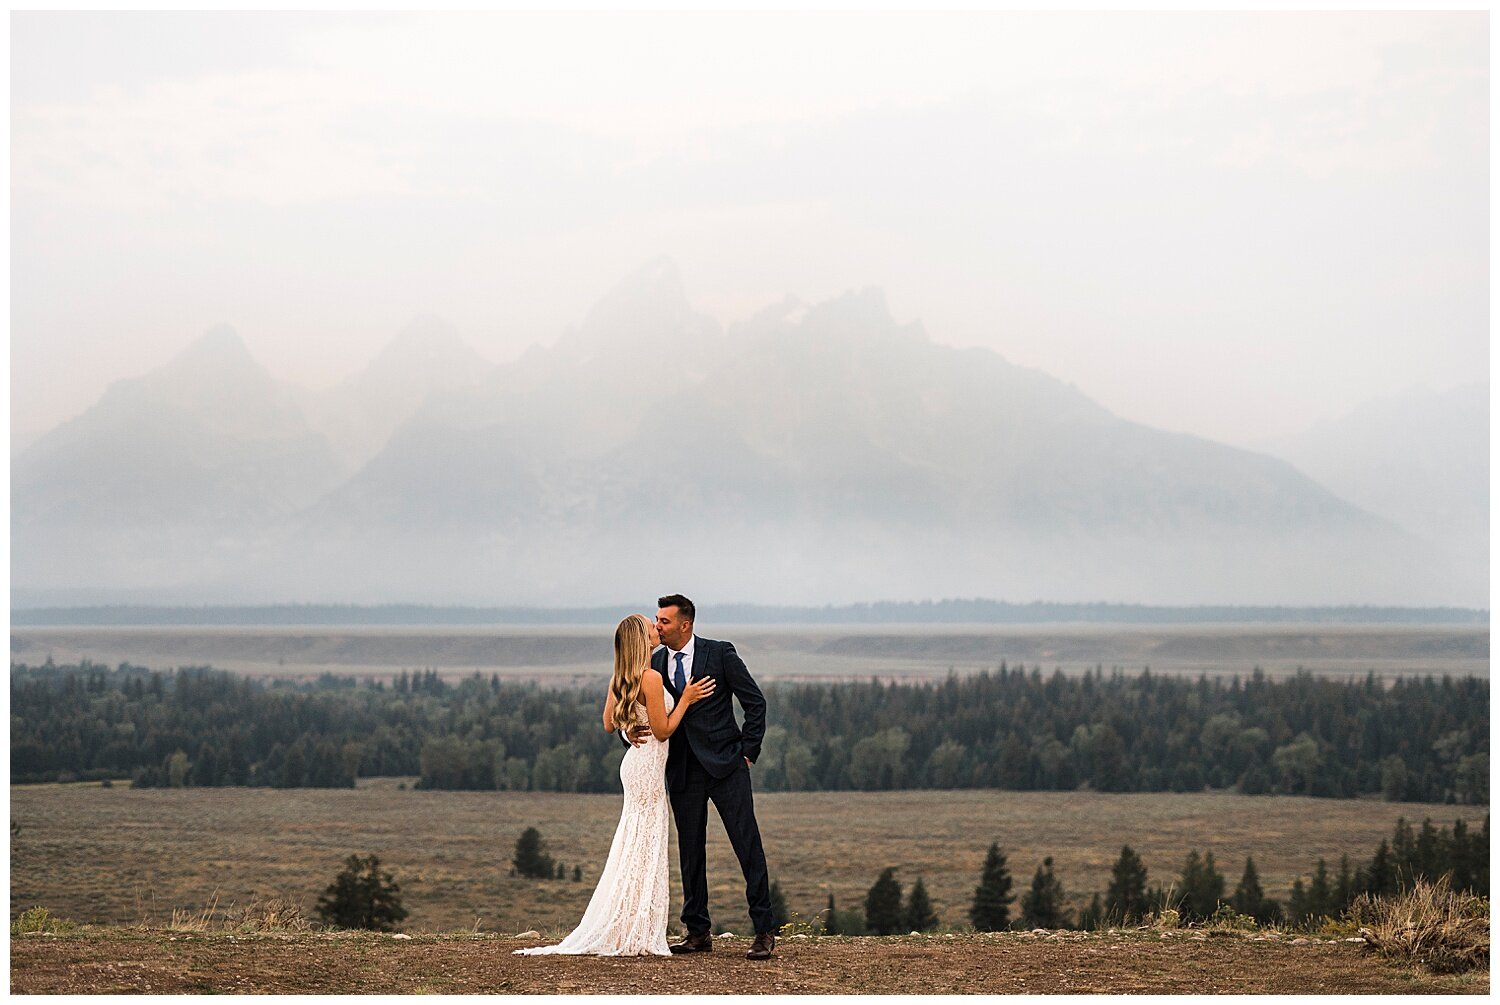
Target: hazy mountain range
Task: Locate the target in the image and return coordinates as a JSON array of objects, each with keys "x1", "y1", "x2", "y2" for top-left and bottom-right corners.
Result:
[
  {"x1": 11, "y1": 259, "x2": 1486, "y2": 608},
  {"x1": 1256, "y1": 382, "x2": 1486, "y2": 594}
]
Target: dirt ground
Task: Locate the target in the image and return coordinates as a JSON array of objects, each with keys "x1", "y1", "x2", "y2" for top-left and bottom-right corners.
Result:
[{"x1": 9, "y1": 929, "x2": 1486, "y2": 995}]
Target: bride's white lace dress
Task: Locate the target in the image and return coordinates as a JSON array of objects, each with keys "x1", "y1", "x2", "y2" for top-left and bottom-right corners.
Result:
[{"x1": 514, "y1": 693, "x2": 673, "y2": 956}]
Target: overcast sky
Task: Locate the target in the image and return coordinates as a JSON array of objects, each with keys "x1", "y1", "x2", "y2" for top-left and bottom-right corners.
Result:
[{"x1": 11, "y1": 11, "x2": 1488, "y2": 450}]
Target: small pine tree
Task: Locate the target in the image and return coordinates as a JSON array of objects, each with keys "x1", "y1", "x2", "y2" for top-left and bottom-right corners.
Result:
[
  {"x1": 513, "y1": 827, "x2": 555, "y2": 879},
  {"x1": 555, "y1": 862, "x2": 565, "y2": 880},
  {"x1": 1178, "y1": 849, "x2": 1225, "y2": 922},
  {"x1": 1104, "y1": 845, "x2": 1148, "y2": 923},
  {"x1": 1364, "y1": 839, "x2": 1397, "y2": 897},
  {"x1": 1415, "y1": 819, "x2": 1440, "y2": 882},
  {"x1": 822, "y1": 893, "x2": 842, "y2": 936},
  {"x1": 1334, "y1": 854, "x2": 1355, "y2": 914},
  {"x1": 1287, "y1": 877, "x2": 1309, "y2": 927},
  {"x1": 905, "y1": 876, "x2": 939, "y2": 932},
  {"x1": 1448, "y1": 820, "x2": 1475, "y2": 893},
  {"x1": 1020, "y1": 856, "x2": 1067, "y2": 929},
  {"x1": 1231, "y1": 856, "x2": 1271, "y2": 922},
  {"x1": 769, "y1": 880, "x2": 789, "y2": 930},
  {"x1": 1077, "y1": 892, "x2": 1104, "y2": 931},
  {"x1": 572, "y1": 865, "x2": 582, "y2": 882},
  {"x1": 1392, "y1": 818, "x2": 1416, "y2": 886},
  {"x1": 864, "y1": 867, "x2": 905, "y2": 935},
  {"x1": 316, "y1": 853, "x2": 408, "y2": 931},
  {"x1": 1307, "y1": 859, "x2": 1333, "y2": 919},
  {"x1": 969, "y1": 843, "x2": 1014, "y2": 932}
]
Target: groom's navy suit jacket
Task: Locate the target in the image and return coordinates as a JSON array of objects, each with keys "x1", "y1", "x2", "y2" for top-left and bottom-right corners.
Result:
[{"x1": 653, "y1": 637, "x2": 766, "y2": 790}]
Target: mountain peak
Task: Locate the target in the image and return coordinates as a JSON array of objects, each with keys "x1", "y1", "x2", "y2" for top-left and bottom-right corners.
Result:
[
  {"x1": 180, "y1": 323, "x2": 253, "y2": 363},
  {"x1": 377, "y1": 314, "x2": 470, "y2": 364},
  {"x1": 810, "y1": 287, "x2": 894, "y2": 326},
  {"x1": 355, "y1": 316, "x2": 490, "y2": 395},
  {"x1": 579, "y1": 257, "x2": 688, "y2": 332},
  {"x1": 624, "y1": 256, "x2": 684, "y2": 301},
  {"x1": 156, "y1": 324, "x2": 270, "y2": 389},
  {"x1": 565, "y1": 257, "x2": 721, "y2": 362}
]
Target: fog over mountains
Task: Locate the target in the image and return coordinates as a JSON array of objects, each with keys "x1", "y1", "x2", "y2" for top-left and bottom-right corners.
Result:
[{"x1": 12, "y1": 260, "x2": 1485, "y2": 609}]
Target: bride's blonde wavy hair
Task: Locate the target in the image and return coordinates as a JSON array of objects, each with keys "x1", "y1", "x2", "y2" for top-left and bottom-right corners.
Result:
[{"x1": 608, "y1": 614, "x2": 653, "y2": 733}]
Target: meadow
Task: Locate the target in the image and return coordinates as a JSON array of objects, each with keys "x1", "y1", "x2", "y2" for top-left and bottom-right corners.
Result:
[{"x1": 11, "y1": 781, "x2": 1484, "y2": 936}]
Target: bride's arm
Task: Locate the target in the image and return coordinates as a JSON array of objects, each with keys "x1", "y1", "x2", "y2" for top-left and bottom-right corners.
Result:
[
  {"x1": 602, "y1": 684, "x2": 616, "y2": 732},
  {"x1": 643, "y1": 672, "x2": 715, "y2": 740}
]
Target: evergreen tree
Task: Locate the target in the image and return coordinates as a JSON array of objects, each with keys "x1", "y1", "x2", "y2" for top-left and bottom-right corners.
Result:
[
  {"x1": 1020, "y1": 857, "x2": 1067, "y2": 929},
  {"x1": 1478, "y1": 816, "x2": 1490, "y2": 892},
  {"x1": 280, "y1": 742, "x2": 306, "y2": 789},
  {"x1": 1091, "y1": 725, "x2": 1130, "y2": 792},
  {"x1": 969, "y1": 843, "x2": 1014, "y2": 931},
  {"x1": 572, "y1": 865, "x2": 582, "y2": 882},
  {"x1": 1415, "y1": 819, "x2": 1439, "y2": 882},
  {"x1": 1177, "y1": 850, "x2": 1225, "y2": 921},
  {"x1": 1334, "y1": 854, "x2": 1356, "y2": 913},
  {"x1": 769, "y1": 880, "x2": 789, "y2": 930},
  {"x1": 1231, "y1": 856, "x2": 1272, "y2": 922},
  {"x1": 904, "y1": 876, "x2": 939, "y2": 932},
  {"x1": 315, "y1": 854, "x2": 408, "y2": 931},
  {"x1": 1392, "y1": 817, "x2": 1416, "y2": 886},
  {"x1": 864, "y1": 867, "x2": 905, "y2": 935},
  {"x1": 1077, "y1": 893, "x2": 1105, "y2": 931},
  {"x1": 1364, "y1": 839, "x2": 1397, "y2": 897},
  {"x1": 512, "y1": 827, "x2": 555, "y2": 879},
  {"x1": 1287, "y1": 877, "x2": 1308, "y2": 927},
  {"x1": 192, "y1": 741, "x2": 218, "y2": 786},
  {"x1": 1307, "y1": 859, "x2": 1333, "y2": 919},
  {"x1": 822, "y1": 893, "x2": 842, "y2": 936},
  {"x1": 1379, "y1": 754, "x2": 1408, "y2": 801},
  {"x1": 1104, "y1": 845, "x2": 1149, "y2": 923},
  {"x1": 1447, "y1": 819, "x2": 1474, "y2": 892}
]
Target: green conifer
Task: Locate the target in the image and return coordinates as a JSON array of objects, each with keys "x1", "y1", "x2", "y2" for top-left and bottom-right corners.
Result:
[
  {"x1": 969, "y1": 843, "x2": 1015, "y2": 932},
  {"x1": 905, "y1": 876, "x2": 939, "y2": 932},
  {"x1": 1020, "y1": 856, "x2": 1067, "y2": 929},
  {"x1": 1104, "y1": 845, "x2": 1148, "y2": 923},
  {"x1": 865, "y1": 867, "x2": 904, "y2": 935}
]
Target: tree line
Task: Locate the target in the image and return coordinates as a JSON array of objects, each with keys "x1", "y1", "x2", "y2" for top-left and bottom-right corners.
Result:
[
  {"x1": 10, "y1": 660, "x2": 1488, "y2": 803},
  {"x1": 800, "y1": 814, "x2": 1489, "y2": 935}
]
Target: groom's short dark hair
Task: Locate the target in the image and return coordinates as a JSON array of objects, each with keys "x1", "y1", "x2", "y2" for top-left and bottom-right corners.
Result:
[{"x1": 658, "y1": 594, "x2": 695, "y2": 623}]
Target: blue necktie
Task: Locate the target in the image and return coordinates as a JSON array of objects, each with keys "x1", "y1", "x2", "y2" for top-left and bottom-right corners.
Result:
[{"x1": 673, "y1": 652, "x2": 686, "y2": 694}]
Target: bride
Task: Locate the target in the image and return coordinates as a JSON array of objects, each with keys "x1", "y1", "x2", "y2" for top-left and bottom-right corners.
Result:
[{"x1": 514, "y1": 613, "x2": 714, "y2": 956}]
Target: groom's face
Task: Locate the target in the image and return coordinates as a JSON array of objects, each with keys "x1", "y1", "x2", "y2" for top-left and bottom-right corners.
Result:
[{"x1": 656, "y1": 606, "x2": 692, "y2": 651}]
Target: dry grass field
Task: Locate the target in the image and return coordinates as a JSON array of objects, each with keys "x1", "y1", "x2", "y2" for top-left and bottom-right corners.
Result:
[
  {"x1": 10, "y1": 622, "x2": 1487, "y2": 684},
  {"x1": 11, "y1": 782, "x2": 1485, "y2": 937}
]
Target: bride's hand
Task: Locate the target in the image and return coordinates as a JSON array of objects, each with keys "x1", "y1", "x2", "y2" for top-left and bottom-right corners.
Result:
[{"x1": 681, "y1": 677, "x2": 716, "y2": 706}]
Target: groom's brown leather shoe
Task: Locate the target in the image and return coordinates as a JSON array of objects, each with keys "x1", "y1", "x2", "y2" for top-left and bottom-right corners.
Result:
[
  {"x1": 745, "y1": 931, "x2": 776, "y2": 960},
  {"x1": 669, "y1": 931, "x2": 713, "y2": 954}
]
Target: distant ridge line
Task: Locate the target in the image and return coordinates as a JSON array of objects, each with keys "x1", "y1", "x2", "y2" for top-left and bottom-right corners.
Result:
[{"x1": 9, "y1": 600, "x2": 1488, "y2": 626}]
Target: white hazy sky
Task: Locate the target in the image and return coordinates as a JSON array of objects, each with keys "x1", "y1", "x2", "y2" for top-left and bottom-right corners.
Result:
[{"x1": 10, "y1": 10, "x2": 1489, "y2": 449}]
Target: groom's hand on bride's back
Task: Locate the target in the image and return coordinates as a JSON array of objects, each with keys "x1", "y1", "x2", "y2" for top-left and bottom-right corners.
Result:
[{"x1": 626, "y1": 724, "x2": 652, "y2": 746}]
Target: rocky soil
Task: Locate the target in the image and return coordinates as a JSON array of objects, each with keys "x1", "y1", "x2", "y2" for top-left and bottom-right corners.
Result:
[{"x1": 9, "y1": 928, "x2": 1487, "y2": 995}]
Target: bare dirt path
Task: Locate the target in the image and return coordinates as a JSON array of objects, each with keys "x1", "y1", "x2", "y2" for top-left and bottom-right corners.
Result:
[{"x1": 9, "y1": 930, "x2": 1485, "y2": 995}]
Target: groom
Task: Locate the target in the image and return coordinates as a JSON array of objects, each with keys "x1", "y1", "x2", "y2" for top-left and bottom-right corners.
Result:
[{"x1": 630, "y1": 593, "x2": 776, "y2": 960}]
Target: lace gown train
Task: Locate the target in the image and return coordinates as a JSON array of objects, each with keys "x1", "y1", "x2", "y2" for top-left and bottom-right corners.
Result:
[{"x1": 514, "y1": 694, "x2": 672, "y2": 956}]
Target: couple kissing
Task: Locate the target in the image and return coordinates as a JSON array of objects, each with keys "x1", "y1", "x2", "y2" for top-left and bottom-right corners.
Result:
[{"x1": 515, "y1": 594, "x2": 776, "y2": 960}]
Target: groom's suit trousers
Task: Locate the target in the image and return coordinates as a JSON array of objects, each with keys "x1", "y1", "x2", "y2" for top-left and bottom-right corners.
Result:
[{"x1": 670, "y1": 742, "x2": 775, "y2": 936}]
